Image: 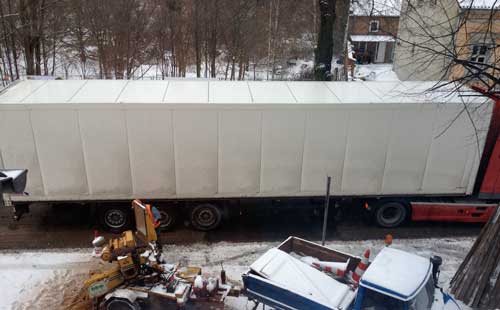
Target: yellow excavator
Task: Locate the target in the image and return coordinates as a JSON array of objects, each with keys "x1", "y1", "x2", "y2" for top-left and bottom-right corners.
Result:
[{"x1": 83, "y1": 200, "x2": 233, "y2": 310}]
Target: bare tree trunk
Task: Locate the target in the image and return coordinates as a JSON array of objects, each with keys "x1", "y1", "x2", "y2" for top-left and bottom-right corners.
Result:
[
  {"x1": 230, "y1": 55, "x2": 235, "y2": 80},
  {"x1": 194, "y1": 0, "x2": 201, "y2": 78},
  {"x1": 238, "y1": 53, "x2": 245, "y2": 80},
  {"x1": 7, "y1": 0, "x2": 19, "y2": 79},
  {"x1": 271, "y1": 0, "x2": 280, "y2": 80},
  {"x1": 35, "y1": 0, "x2": 45, "y2": 76},
  {"x1": 19, "y1": 0, "x2": 35, "y2": 75},
  {"x1": 224, "y1": 56, "x2": 229, "y2": 80},
  {"x1": 332, "y1": 0, "x2": 350, "y2": 58},
  {"x1": 0, "y1": 48, "x2": 6, "y2": 85},
  {"x1": 266, "y1": 0, "x2": 272, "y2": 80},
  {"x1": 209, "y1": 0, "x2": 218, "y2": 78},
  {"x1": 451, "y1": 206, "x2": 500, "y2": 308},
  {"x1": 312, "y1": 0, "x2": 317, "y2": 43},
  {"x1": 0, "y1": 1, "x2": 14, "y2": 80},
  {"x1": 50, "y1": 19, "x2": 57, "y2": 76},
  {"x1": 41, "y1": 36, "x2": 48, "y2": 75},
  {"x1": 204, "y1": 35, "x2": 208, "y2": 78},
  {"x1": 314, "y1": 0, "x2": 335, "y2": 81}
]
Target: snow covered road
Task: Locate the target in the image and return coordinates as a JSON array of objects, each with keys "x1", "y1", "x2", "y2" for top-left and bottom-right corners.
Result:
[{"x1": 1, "y1": 237, "x2": 475, "y2": 310}]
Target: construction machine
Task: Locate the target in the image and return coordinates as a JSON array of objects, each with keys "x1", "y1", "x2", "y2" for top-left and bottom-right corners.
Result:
[{"x1": 84, "y1": 199, "x2": 234, "y2": 310}]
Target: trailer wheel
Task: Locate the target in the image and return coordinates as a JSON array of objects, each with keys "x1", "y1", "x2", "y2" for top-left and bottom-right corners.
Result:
[
  {"x1": 190, "y1": 204, "x2": 222, "y2": 231},
  {"x1": 157, "y1": 206, "x2": 177, "y2": 231},
  {"x1": 374, "y1": 201, "x2": 408, "y2": 228},
  {"x1": 103, "y1": 297, "x2": 141, "y2": 310},
  {"x1": 99, "y1": 206, "x2": 131, "y2": 233}
]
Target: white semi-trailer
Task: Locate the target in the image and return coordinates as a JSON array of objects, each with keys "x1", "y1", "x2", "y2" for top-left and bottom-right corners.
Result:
[{"x1": 0, "y1": 80, "x2": 497, "y2": 231}]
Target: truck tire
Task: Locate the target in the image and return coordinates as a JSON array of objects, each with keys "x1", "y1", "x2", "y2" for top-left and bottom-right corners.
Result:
[
  {"x1": 103, "y1": 297, "x2": 141, "y2": 310},
  {"x1": 374, "y1": 201, "x2": 408, "y2": 228},
  {"x1": 190, "y1": 204, "x2": 222, "y2": 231},
  {"x1": 157, "y1": 206, "x2": 177, "y2": 231},
  {"x1": 99, "y1": 206, "x2": 132, "y2": 233}
]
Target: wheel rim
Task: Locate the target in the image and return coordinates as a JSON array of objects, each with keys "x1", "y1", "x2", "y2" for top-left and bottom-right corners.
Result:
[
  {"x1": 159, "y1": 210, "x2": 172, "y2": 228},
  {"x1": 196, "y1": 208, "x2": 216, "y2": 227},
  {"x1": 104, "y1": 209, "x2": 126, "y2": 229},
  {"x1": 380, "y1": 205, "x2": 404, "y2": 226}
]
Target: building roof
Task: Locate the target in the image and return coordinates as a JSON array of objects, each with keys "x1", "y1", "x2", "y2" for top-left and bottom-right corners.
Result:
[
  {"x1": 458, "y1": 0, "x2": 500, "y2": 9},
  {"x1": 360, "y1": 247, "x2": 432, "y2": 301},
  {"x1": 0, "y1": 80, "x2": 487, "y2": 105},
  {"x1": 351, "y1": 34, "x2": 396, "y2": 42},
  {"x1": 351, "y1": 0, "x2": 401, "y2": 16}
]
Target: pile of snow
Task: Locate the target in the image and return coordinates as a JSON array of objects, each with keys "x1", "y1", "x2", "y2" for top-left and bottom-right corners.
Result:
[
  {"x1": 0, "y1": 250, "x2": 99, "y2": 310},
  {"x1": 1, "y1": 238, "x2": 475, "y2": 310}
]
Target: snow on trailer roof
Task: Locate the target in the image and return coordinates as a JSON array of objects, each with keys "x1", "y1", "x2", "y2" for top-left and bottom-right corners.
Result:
[
  {"x1": 360, "y1": 247, "x2": 432, "y2": 301},
  {"x1": 0, "y1": 79, "x2": 487, "y2": 105}
]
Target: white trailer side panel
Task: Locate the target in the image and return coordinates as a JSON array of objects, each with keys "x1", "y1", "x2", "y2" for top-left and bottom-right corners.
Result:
[
  {"x1": 218, "y1": 110, "x2": 261, "y2": 194},
  {"x1": 125, "y1": 110, "x2": 175, "y2": 196},
  {"x1": 30, "y1": 109, "x2": 88, "y2": 195},
  {"x1": 423, "y1": 103, "x2": 479, "y2": 193},
  {"x1": 260, "y1": 111, "x2": 305, "y2": 193},
  {"x1": 342, "y1": 108, "x2": 393, "y2": 194},
  {"x1": 301, "y1": 109, "x2": 349, "y2": 193},
  {"x1": 0, "y1": 80, "x2": 492, "y2": 202},
  {"x1": 78, "y1": 110, "x2": 132, "y2": 195},
  {"x1": 173, "y1": 110, "x2": 218, "y2": 195},
  {"x1": 0, "y1": 110, "x2": 44, "y2": 195},
  {"x1": 381, "y1": 105, "x2": 436, "y2": 193}
]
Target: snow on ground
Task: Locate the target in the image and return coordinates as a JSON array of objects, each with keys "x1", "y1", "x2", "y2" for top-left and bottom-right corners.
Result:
[
  {"x1": 354, "y1": 64, "x2": 400, "y2": 81},
  {"x1": 0, "y1": 250, "x2": 101, "y2": 310},
  {"x1": 0, "y1": 237, "x2": 474, "y2": 310}
]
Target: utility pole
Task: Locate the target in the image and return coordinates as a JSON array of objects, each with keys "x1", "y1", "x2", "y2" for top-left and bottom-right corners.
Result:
[{"x1": 322, "y1": 176, "x2": 331, "y2": 246}]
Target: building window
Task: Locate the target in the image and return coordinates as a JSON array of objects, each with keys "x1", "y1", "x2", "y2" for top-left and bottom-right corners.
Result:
[
  {"x1": 470, "y1": 45, "x2": 488, "y2": 64},
  {"x1": 369, "y1": 20, "x2": 379, "y2": 32}
]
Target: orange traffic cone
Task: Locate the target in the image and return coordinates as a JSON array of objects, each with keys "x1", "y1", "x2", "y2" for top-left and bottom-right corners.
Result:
[
  {"x1": 351, "y1": 248, "x2": 370, "y2": 283},
  {"x1": 312, "y1": 260, "x2": 349, "y2": 277}
]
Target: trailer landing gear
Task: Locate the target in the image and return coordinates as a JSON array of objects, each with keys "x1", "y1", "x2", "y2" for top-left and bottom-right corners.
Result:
[{"x1": 12, "y1": 204, "x2": 30, "y2": 221}]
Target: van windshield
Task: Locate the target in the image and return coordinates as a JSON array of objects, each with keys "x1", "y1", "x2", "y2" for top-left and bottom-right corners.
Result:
[
  {"x1": 360, "y1": 288, "x2": 406, "y2": 309},
  {"x1": 360, "y1": 276, "x2": 435, "y2": 310},
  {"x1": 408, "y1": 276, "x2": 435, "y2": 310}
]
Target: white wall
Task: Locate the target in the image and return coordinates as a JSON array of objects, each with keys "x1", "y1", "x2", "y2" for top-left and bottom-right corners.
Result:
[{"x1": 393, "y1": 0, "x2": 460, "y2": 81}]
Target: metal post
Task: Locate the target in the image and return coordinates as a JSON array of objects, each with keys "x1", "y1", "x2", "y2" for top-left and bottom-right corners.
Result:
[{"x1": 322, "y1": 176, "x2": 331, "y2": 246}]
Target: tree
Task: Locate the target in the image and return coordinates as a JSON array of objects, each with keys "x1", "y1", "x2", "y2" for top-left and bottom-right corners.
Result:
[
  {"x1": 387, "y1": 1, "x2": 500, "y2": 307},
  {"x1": 0, "y1": 0, "x2": 327, "y2": 80},
  {"x1": 332, "y1": 0, "x2": 350, "y2": 58},
  {"x1": 450, "y1": 206, "x2": 500, "y2": 308},
  {"x1": 314, "y1": 0, "x2": 351, "y2": 81},
  {"x1": 393, "y1": 0, "x2": 499, "y2": 95},
  {"x1": 315, "y1": 0, "x2": 335, "y2": 81}
]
